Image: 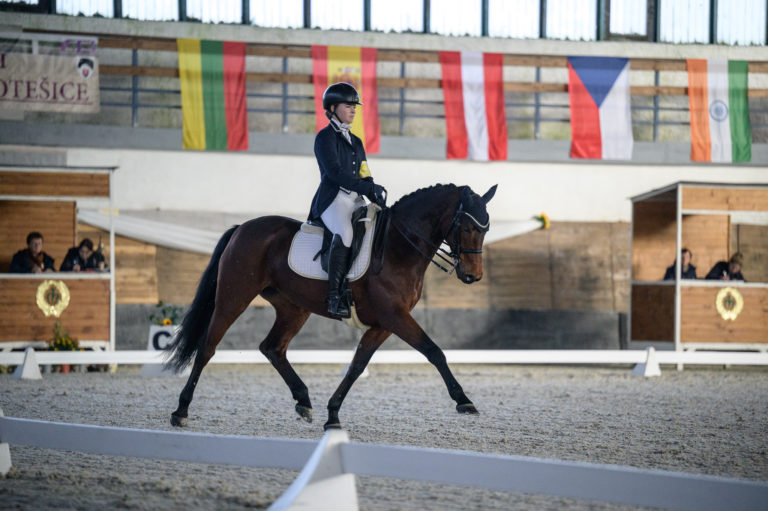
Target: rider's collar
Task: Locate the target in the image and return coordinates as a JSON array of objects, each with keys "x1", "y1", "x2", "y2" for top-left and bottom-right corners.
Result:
[{"x1": 330, "y1": 117, "x2": 351, "y2": 134}]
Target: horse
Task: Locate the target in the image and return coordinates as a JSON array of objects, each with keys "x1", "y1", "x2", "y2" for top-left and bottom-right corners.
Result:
[{"x1": 165, "y1": 183, "x2": 497, "y2": 430}]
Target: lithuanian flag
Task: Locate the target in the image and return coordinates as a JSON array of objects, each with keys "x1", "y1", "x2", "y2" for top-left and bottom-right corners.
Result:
[
  {"x1": 178, "y1": 39, "x2": 248, "y2": 151},
  {"x1": 687, "y1": 59, "x2": 751, "y2": 163},
  {"x1": 312, "y1": 45, "x2": 380, "y2": 154}
]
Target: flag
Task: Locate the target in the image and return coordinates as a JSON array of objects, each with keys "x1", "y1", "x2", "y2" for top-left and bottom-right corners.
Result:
[
  {"x1": 687, "y1": 59, "x2": 751, "y2": 163},
  {"x1": 439, "y1": 51, "x2": 507, "y2": 161},
  {"x1": 312, "y1": 45, "x2": 380, "y2": 154},
  {"x1": 567, "y1": 56, "x2": 633, "y2": 160},
  {"x1": 177, "y1": 39, "x2": 248, "y2": 151}
]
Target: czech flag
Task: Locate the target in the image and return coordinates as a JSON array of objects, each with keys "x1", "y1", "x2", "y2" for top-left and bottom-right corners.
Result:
[
  {"x1": 177, "y1": 39, "x2": 248, "y2": 151},
  {"x1": 439, "y1": 51, "x2": 507, "y2": 161},
  {"x1": 312, "y1": 45, "x2": 380, "y2": 154},
  {"x1": 567, "y1": 56, "x2": 633, "y2": 160},
  {"x1": 687, "y1": 59, "x2": 751, "y2": 163}
]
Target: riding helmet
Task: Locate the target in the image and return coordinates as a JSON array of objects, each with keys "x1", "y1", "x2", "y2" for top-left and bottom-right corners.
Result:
[{"x1": 322, "y1": 82, "x2": 363, "y2": 111}]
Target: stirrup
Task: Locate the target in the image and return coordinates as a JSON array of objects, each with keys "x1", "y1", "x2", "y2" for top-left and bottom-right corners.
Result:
[{"x1": 327, "y1": 294, "x2": 351, "y2": 319}]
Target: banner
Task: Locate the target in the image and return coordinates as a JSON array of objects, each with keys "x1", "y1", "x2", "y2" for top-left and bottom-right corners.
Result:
[
  {"x1": 177, "y1": 39, "x2": 248, "y2": 151},
  {"x1": 0, "y1": 52, "x2": 100, "y2": 113},
  {"x1": 687, "y1": 59, "x2": 751, "y2": 163},
  {"x1": 567, "y1": 56, "x2": 633, "y2": 160},
  {"x1": 439, "y1": 51, "x2": 507, "y2": 161},
  {"x1": 312, "y1": 45, "x2": 380, "y2": 154}
]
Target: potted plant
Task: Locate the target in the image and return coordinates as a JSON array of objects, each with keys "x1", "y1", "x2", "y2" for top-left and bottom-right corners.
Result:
[{"x1": 49, "y1": 321, "x2": 79, "y2": 373}]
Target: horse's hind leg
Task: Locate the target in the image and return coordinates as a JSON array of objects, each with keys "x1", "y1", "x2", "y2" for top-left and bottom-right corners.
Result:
[
  {"x1": 171, "y1": 299, "x2": 252, "y2": 427},
  {"x1": 259, "y1": 296, "x2": 313, "y2": 421}
]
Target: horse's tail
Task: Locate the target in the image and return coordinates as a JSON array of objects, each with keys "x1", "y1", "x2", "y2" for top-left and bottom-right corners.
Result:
[{"x1": 164, "y1": 225, "x2": 240, "y2": 372}]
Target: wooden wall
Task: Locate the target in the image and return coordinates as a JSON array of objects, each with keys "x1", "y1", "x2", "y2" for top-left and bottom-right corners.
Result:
[
  {"x1": 682, "y1": 186, "x2": 768, "y2": 211},
  {"x1": 0, "y1": 278, "x2": 110, "y2": 342},
  {"x1": 681, "y1": 287, "x2": 768, "y2": 343},
  {"x1": 734, "y1": 224, "x2": 768, "y2": 283},
  {"x1": 631, "y1": 284, "x2": 675, "y2": 342},
  {"x1": 0, "y1": 200, "x2": 76, "y2": 271},
  {"x1": 0, "y1": 170, "x2": 110, "y2": 197}
]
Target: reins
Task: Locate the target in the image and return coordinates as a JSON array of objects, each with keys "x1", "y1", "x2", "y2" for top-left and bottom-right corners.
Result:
[{"x1": 391, "y1": 197, "x2": 489, "y2": 275}]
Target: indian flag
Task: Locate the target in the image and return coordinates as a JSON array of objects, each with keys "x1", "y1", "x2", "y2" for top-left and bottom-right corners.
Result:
[
  {"x1": 178, "y1": 39, "x2": 248, "y2": 151},
  {"x1": 687, "y1": 59, "x2": 751, "y2": 163},
  {"x1": 311, "y1": 45, "x2": 380, "y2": 154}
]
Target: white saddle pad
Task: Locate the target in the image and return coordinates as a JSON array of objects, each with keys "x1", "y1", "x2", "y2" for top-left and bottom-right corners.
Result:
[{"x1": 288, "y1": 204, "x2": 378, "y2": 281}]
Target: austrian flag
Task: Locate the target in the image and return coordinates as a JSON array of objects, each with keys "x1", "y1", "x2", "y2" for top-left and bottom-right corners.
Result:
[
  {"x1": 439, "y1": 51, "x2": 507, "y2": 161},
  {"x1": 567, "y1": 56, "x2": 633, "y2": 160}
]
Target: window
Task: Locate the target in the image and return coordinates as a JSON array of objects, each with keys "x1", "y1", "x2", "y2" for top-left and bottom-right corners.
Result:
[
  {"x1": 716, "y1": 0, "x2": 767, "y2": 45},
  {"x1": 546, "y1": 0, "x2": 597, "y2": 40},
  {"x1": 122, "y1": 0, "x2": 178, "y2": 21},
  {"x1": 659, "y1": 0, "x2": 709, "y2": 43},
  {"x1": 488, "y1": 0, "x2": 540, "y2": 39},
  {"x1": 186, "y1": 0, "x2": 241, "y2": 23},
  {"x1": 57, "y1": 0, "x2": 113, "y2": 17},
  {"x1": 430, "y1": 0, "x2": 482, "y2": 37},
  {"x1": 250, "y1": 0, "x2": 304, "y2": 28},
  {"x1": 312, "y1": 0, "x2": 364, "y2": 30},
  {"x1": 609, "y1": 0, "x2": 648, "y2": 37},
  {"x1": 371, "y1": 0, "x2": 423, "y2": 33}
]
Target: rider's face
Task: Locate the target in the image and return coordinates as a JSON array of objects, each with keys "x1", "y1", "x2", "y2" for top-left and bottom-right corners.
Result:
[{"x1": 333, "y1": 102, "x2": 357, "y2": 124}]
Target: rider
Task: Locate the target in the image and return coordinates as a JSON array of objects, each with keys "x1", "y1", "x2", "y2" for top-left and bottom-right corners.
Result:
[{"x1": 309, "y1": 82, "x2": 386, "y2": 318}]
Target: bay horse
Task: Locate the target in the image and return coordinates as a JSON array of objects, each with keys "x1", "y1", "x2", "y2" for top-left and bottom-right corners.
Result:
[{"x1": 165, "y1": 183, "x2": 497, "y2": 430}]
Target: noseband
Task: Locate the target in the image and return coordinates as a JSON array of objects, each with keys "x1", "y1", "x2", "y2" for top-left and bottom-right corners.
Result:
[{"x1": 393, "y1": 197, "x2": 489, "y2": 275}]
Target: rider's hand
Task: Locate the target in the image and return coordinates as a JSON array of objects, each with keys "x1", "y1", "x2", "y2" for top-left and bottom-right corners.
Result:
[{"x1": 370, "y1": 183, "x2": 387, "y2": 207}]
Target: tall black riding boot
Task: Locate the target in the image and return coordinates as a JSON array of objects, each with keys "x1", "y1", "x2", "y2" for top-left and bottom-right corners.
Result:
[{"x1": 327, "y1": 234, "x2": 351, "y2": 318}]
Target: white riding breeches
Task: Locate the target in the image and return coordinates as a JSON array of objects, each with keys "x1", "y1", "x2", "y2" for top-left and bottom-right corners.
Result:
[{"x1": 321, "y1": 189, "x2": 366, "y2": 247}]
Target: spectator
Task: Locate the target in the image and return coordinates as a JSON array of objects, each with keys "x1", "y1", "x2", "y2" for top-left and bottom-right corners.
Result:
[
  {"x1": 60, "y1": 238, "x2": 105, "y2": 272},
  {"x1": 705, "y1": 252, "x2": 746, "y2": 281},
  {"x1": 663, "y1": 248, "x2": 697, "y2": 280},
  {"x1": 10, "y1": 231, "x2": 55, "y2": 273}
]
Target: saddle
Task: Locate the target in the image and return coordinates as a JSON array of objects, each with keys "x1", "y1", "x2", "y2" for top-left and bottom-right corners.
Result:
[{"x1": 287, "y1": 203, "x2": 388, "y2": 282}]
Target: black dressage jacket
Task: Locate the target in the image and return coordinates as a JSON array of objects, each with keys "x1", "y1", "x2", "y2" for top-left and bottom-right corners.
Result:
[{"x1": 309, "y1": 123, "x2": 375, "y2": 221}]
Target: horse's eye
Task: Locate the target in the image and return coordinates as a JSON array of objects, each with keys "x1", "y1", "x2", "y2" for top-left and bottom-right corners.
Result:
[{"x1": 463, "y1": 227, "x2": 471, "y2": 234}]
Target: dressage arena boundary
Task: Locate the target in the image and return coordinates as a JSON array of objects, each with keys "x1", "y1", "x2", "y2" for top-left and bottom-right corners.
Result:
[
  {"x1": 4, "y1": 347, "x2": 768, "y2": 380},
  {"x1": 1, "y1": 411, "x2": 767, "y2": 511}
]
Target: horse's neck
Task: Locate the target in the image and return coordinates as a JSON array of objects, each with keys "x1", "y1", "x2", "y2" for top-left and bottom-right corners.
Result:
[{"x1": 393, "y1": 189, "x2": 459, "y2": 256}]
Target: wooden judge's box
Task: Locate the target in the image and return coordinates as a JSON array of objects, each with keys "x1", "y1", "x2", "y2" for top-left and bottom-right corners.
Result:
[{"x1": 630, "y1": 182, "x2": 768, "y2": 351}]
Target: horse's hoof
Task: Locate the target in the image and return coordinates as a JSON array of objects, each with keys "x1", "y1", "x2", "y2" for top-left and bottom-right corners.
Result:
[
  {"x1": 457, "y1": 403, "x2": 479, "y2": 415},
  {"x1": 323, "y1": 421, "x2": 342, "y2": 431},
  {"x1": 295, "y1": 404, "x2": 313, "y2": 423},
  {"x1": 170, "y1": 413, "x2": 188, "y2": 427}
]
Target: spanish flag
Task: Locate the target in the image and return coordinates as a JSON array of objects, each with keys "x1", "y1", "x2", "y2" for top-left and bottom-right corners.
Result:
[
  {"x1": 312, "y1": 45, "x2": 380, "y2": 154},
  {"x1": 177, "y1": 39, "x2": 248, "y2": 151}
]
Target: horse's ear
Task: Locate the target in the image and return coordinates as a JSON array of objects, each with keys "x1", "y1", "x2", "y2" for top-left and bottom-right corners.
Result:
[{"x1": 482, "y1": 184, "x2": 497, "y2": 204}]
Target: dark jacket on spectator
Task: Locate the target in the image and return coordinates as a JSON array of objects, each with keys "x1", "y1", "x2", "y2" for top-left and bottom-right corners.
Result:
[
  {"x1": 705, "y1": 261, "x2": 745, "y2": 281},
  {"x1": 9, "y1": 249, "x2": 55, "y2": 273},
  {"x1": 663, "y1": 263, "x2": 697, "y2": 280},
  {"x1": 59, "y1": 247, "x2": 105, "y2": 271}
]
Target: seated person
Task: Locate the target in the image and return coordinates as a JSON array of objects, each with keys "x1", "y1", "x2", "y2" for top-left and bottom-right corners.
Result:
[
  {"x1": 663, "y1": 248, "x2": 697, "y2": 280},
  {"x1": 10, "y1": 231, "x2": 55, "y2": 273},
  {"x1": 705, "y1": 252, "x2": 746, "y2": 281},
  {"x1": 60, "y1": 238, "x2": 105, "y2": 272}
]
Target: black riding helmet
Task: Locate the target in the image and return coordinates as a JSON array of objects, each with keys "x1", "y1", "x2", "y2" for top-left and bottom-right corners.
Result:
[{"x1": 323, "y1": 82, "x2": 363, "y2": 113}]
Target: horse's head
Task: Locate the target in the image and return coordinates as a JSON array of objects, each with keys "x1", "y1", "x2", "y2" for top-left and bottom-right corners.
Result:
[{"x1": 450, "y1": 185, "x2": 497, "y2": 284}]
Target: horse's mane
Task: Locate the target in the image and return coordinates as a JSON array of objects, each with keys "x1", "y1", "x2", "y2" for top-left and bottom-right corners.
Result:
[{"x1": 391, "y1": 183, "x2": 460, "y2": 215}]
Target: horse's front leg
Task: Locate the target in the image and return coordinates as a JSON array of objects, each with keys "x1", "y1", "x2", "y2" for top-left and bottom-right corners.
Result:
[
  {"x1": 325, "y1": 327, "x2": 391, "y2": 430},
  {"x1": 386, "y1": 311, "x2": 478, "y2": 415}
]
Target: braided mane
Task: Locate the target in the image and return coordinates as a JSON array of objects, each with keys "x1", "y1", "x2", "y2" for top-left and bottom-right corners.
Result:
[{"x1": 391, "y1": 183, "x2": 460, "y2": 214}]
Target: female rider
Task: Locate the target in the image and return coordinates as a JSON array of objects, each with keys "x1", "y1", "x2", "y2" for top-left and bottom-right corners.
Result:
[{"x1": 308, "y1": 82, "x2": 386, "y2": 318}]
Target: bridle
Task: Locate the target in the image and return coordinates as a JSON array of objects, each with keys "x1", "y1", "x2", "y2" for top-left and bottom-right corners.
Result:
[{"x1": 392, "y1": 195, "x2": 489, "y2": 275}]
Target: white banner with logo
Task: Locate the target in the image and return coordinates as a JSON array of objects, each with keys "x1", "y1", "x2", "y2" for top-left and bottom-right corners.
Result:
[{"x1": 0, "y1": 51, "x2": 100, "y2": 113}]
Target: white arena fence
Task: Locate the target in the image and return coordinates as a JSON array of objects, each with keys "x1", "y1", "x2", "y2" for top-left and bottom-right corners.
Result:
[
  {"x1": 3, "y1": 348, "x2": 768, "y2": 380},
  {"x1": 1, "y1": 411, "x2": 766, "y2": 511}
]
